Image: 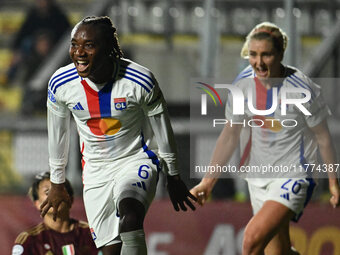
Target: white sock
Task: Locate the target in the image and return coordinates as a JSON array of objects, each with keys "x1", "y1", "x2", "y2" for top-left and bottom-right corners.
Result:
[{"x1": 120, "y1": 229, "x2": 147, "y2": 255}]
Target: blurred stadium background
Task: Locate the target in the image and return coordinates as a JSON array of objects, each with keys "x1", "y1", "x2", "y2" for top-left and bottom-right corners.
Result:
[{"x1": 0, "y1": 0, "x2": 340, "y2": 254}]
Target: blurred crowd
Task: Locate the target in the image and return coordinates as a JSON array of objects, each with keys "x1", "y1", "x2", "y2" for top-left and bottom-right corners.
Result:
[{"x1": 2, "y1": 0, "x2": 70, "y2": 115}]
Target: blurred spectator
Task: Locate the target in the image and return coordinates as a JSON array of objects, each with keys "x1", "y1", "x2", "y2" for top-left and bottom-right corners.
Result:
[
  {"x1": 20, "y1": 30, "x2": 53, "y2": 115},
  {"x1": 6, "y1": 0, "x2": 70, "y2": 114},
  {"x1": 8, "y1": 0, "x2": 70, "y2": 82}
]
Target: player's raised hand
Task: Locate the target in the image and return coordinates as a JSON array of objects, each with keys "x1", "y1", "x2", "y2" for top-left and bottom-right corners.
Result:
[
  {"x1": 167, "y1": 175, "x2": 197, "y2": 212},
  {"x1": 40, "y1": 182, "x2": 72, "y2": 221},
  {"x1": 329, "y1": 179, "x2": 340, "y2": 208}
]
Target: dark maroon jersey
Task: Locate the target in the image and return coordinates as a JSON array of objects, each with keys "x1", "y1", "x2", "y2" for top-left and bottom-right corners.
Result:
[{"x1": 12, "y1": 219, "x2": 99, "y2": 255}]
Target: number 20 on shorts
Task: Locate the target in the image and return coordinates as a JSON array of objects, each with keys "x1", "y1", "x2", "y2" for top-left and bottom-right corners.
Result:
[{"x1": 281, "y1": 179, "x2": 305, "y2": 194}]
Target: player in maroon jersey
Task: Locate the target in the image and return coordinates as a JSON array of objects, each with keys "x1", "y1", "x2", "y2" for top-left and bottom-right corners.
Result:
[{"x1": 12, "y1": 172, "x2": 99, "y2": 255}]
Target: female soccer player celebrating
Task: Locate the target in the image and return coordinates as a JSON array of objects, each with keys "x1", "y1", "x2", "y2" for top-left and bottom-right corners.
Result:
[
  {"x1": 41, "y1": 16, "x2": 196, "y2": 255},
  {"x1": 191, "y1": 22, "x2": 340, "y2": 255}
]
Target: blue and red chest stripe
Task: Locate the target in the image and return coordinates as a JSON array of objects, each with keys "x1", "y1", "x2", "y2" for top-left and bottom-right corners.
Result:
[
  {"x1": 81, "y1": 79, "x2": 121, "y2": 136},
  {"x1": 80, "y1": 79, "x2": 114, "y2": 118}
]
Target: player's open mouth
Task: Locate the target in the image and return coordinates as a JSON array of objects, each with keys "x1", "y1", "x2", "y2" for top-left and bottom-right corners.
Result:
[
  {"x1": 256, "y1": 67, "x2": 268, "y2": 77},
  {"x1": 76, "y1": 60, "x2": 89, "y2": 73}
]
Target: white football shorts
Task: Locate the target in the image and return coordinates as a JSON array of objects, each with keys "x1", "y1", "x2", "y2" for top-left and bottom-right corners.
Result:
[
  {"x1": 83, "y1": 157, "x2": 159, "y2": 248},
  {"x1": 248, "y1": 178, "x2": 316, "y2": 222}
]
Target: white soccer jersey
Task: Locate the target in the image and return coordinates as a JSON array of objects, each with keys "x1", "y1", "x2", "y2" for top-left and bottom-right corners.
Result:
[
  {"x1": 47, "y1": 58, "x2": 166, "y2": 184},
  {"x1": 226, "y1": 65, "x2": 330, "y2": 186}
]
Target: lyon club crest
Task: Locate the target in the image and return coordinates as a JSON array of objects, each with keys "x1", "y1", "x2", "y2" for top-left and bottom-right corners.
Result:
[{"x1": 114, "y1": 98, "x2": 127, "y2": 110}]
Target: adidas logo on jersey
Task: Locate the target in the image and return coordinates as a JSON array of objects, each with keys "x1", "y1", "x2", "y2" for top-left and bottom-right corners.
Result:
[
  {"x1": 132, "y1": 181, "x2": 146, "y2": 191},
  {"x1": 73, "y1": 102, "x2": 84, "y2": 110},
  {"x1": 280, "y1": 193, "x2": 290, "y2": 201}
]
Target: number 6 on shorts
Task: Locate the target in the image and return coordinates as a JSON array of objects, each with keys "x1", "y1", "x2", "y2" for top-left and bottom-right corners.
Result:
[{"x1": 138, "y1": 165, "x2": 150, "y2": 179}]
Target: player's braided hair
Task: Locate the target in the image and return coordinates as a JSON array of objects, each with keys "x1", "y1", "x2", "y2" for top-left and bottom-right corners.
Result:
[
  {"x1": 240, "y1": 22, "x2": 288, "y2": 59},
  {"x1": 28, "y1": 172, "x2": 74, "y2": 201},
  {"x1": 78, "y1": 16, "x2": 124, "y2": 59}
]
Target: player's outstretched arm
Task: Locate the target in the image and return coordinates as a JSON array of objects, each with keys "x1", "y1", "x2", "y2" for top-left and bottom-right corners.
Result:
[
  {"x1": 310, "y1": 119, "x2": 340, "y2": 208},
  {"x1": 40, "y1": 182, "x2": 72, "y2": 220},
  {"x1": 44, "y1": 107, "x2": 72, "y2": 220},
  {"x1": 190, "y1": 123, "x2": 243, "y2": 206},
  {"x1": 148, "y1": 112, "x2": 197, "y2": 211},
  {"x1": 167, "y1": 175, "x2": 197, "y2": 211}
]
